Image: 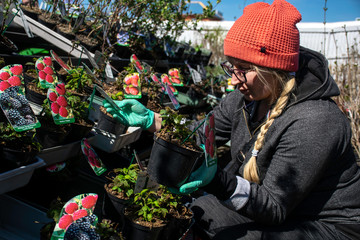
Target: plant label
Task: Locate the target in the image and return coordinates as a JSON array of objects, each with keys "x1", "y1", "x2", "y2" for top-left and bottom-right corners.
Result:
[
  {"x1": 83, "y1": 47, "x2": 99, "y2": 70},
  {"x1": 130, "y1": 54, "x2": 145, "y2": 74},
  {"x1": 81, "y1": 138, "x2": 107, "y2": 176},
  {"x1": 51, "y1": 193, "x2": 98, "y2": 240},
  {"x1": 16, "y1": 8, "x2": 34, "y2": 38},
  {"x1": 94, "y1": 84, "x2": 123, "y2": 112},
  {"x1": 105, "y1": 62, "x2": 114, "y2": 79},
  {"x1": 168, "y1": 68, "x2": 184, "y2": 86},
  {"x1": 161, "y1": 73, "x2": 178, "y2": 95},
  {"x1": 35, "y1": 56, "x2": 59, "y2": 88},
  {"x1": 186, "y1": 63, "x2": 202, "y2": 84},
  {"x1": 226, "y1": 77, "x2": 235, "y2": 92},
  {"x1": 47, "y1": 83, "x2": 75, "y2": 125},
  {"x1": 116, "y1": 31, "x2": 130, "y2": 46},
  {"x1": 0, "y1": 65, "x2": 41, "y2": 132},
  {"x1": 150, "y1": 73, "x2": 165, "y2": 92},
  {"x1": 134, "y1": 171, "x2": 159, "y2": 194},
  {"x1": 50, "y1": 50, "x2": 71, "y2": 73},
  {"x1": 123, "y1": 73, "x2": 142, "y2": 99},
  {"x1": 204, "y1": 113, "x2": 217, "y2": 167},
  {"x1": 164, "y1": 83, "x2": 180, "y2": 110}
]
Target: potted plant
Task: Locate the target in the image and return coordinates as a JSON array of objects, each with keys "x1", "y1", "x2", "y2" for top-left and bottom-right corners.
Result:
[
  {"x1": 37, "y1": 0, "x2": 61, "y2": 30},
  {"x1": 20, "y1": 0, "x2": 41, "y2": 20},
  {"x1": 123, "y1": 188, "x2": 168, "y2": 240},
  {"x1": 147, "y1": 107, "x2": 203, "y2": 187},
  {"x1": 103, "y1": 164, "x2": 139, "y2": 222},
  {"x1": 0, "y1": 122, "x2": 42, "y2": 172},
  {"x1": 95, "y1": 218, "x2": 125, "y2": 240},
  {"x1": 65, "y1": 66, "x2": 95, "y2": 99}
]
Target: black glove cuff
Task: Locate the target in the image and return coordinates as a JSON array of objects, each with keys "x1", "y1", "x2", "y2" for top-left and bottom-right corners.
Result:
[{"x1": 202, "y1": 168, "x2": 237, "y2": 200}]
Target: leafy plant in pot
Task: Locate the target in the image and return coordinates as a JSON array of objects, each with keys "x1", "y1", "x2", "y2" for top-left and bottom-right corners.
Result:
[
  {"x1": 123, "y1": 188, "x2": 169, "y2": 240},
  {"x1": 65, "y1": 66, "x2": 95, "y2": 99},
  {"x1": 0, "y1": 122, "x2": 42, "y2": 172},
  {"x1": 103, "y1": 164, "x2": 140, "y2": 222},
  {"x1": 147, "y1": 106, "x2": 203, "y2": 188}
]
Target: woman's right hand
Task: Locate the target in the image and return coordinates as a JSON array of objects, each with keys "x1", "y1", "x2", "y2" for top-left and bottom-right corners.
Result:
[{"x1": 102, "y1": 99, "x2": 154, "y2": 130}]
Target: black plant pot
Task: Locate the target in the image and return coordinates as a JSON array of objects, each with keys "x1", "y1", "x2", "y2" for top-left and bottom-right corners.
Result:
[
  {"x1": 23, "y1": 72, "x2": 35, "y2": 85},
  {"x1": 20, "y1": 6, "x2": 40, "y2": 20},
  {"x1": 35, "y1": 126, "x2": 69, "y2": 149},
  {"x1": 123, "y1": 210, "x2": 166, "y2": 240},
  {"x1": 1, "y1": 147, "x2": 38, "y2": 170},
  {"x1": 37, "y1": 17, "x2": 57, "y2": 30},
  {"x1": 97, "y1": 110, "x2": 128, "y2": 135},
  {"x1": 56, "y1": 26, "x2": 75, "y2": 40},
  {"x1": 0, "y1": 35, "x2": 18, "y2": 54},
  {"x1": 25, "y1": 86, "x2": 47, "y2": 106},
  {"x1": 161, "y1": 209, "x2": 193, "y2": 240},
  {"x1": 103, "y1": 189, "x2": 131, "y2": 224},
  {"x1": 63, "y1": 121, "x2": 94, "y2": 143},
  {"x1": 114, "y1": 44, "x2": 132, "y2": 59},
  {"x1": 147, "y1": 134, "x2": 204, "y2": 187}
]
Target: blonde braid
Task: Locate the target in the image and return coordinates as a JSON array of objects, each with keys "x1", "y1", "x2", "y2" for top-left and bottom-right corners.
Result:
[{"x1": 243, "y1": 77, "x2": 296, "y2": 183}]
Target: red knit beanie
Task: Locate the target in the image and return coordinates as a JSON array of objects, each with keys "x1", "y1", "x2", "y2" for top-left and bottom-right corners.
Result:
[{"x1": 224, "y1": 0, "x2": 302, "y2": 72}]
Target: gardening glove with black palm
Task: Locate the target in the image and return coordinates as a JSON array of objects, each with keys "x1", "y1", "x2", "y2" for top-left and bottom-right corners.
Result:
[{"x1": 102, "y1": 99, "x2": 154, "y2": 130}]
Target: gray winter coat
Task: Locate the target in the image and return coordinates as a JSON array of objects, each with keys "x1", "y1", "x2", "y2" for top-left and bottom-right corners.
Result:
[{"x1": 198, "y1": 47, "x2": 360, "y2": 226}]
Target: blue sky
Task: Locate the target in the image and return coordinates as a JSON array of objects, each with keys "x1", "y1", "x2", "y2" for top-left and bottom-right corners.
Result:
[{"x1": 214, "y1": 0, "x2": 360, "y2": 22}]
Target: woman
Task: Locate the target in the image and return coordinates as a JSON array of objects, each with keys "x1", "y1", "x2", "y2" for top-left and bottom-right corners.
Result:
[{"x1": 103, "y1": 0, "x2": 360, "y2": 239}]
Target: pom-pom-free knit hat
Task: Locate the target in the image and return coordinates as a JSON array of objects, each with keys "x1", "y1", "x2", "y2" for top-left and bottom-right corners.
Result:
[{"x1": 224, "y1": 0, "x2": 302, "y2": 72}]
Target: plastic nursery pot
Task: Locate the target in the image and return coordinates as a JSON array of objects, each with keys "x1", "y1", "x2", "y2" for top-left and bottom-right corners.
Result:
[
  {"x1": 63, "y1": 121, "x2": 94, "y2": 143},
  {"x1": 1, "y1": 147, "x2": 38, "y2": 170},
  {"x1": 123, "y1": 209, "x2": 166, "y2": 240},
  {"x1": 24, "y1": 87, "x2": 47, "y2": 106},
  {"x1": 161, "y1": 209, "x2": 194, "y2": 240},
  {"x1": 35, "y1": 127, "x2": 69, "y2": 149},
  {"x1": 103, "y1": 188, "x2": 131, "y2": 224},
  {"x1": 97, "y1": 110, "x2": 128, "y2": 135},
  {"x1": 147, "y1": 134, "x2": 204, "y2": 187}
]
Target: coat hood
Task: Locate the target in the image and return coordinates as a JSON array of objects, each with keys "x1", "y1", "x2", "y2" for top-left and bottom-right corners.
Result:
[{"x1": 288, "y1": 46, "x2": 340, "y2": 107}]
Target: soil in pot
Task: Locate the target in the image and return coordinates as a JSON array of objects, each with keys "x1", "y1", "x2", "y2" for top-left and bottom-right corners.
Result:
[
  {"x1": 161, "y1": 206, "x2": 193, "y2": 240},
  {"x1": 24, "y1": 81, "x2": 47, "y2": 105},
  {"x1": 20, "y1": 4, "x2": 42, "y2": 20},
  {"x1": 75, "y1": 33, "x2": 100, "y2": 52},
  {"x1": 97, "y1": 106, "x2": 128, "y2": 135},
  {"x1": 56, "y1": 23, "x2": 75, "y2": 40},
  {"x1": 123, "y1": 206, "x2": 166, "y2": 240},
  {"x1": 37, "y1": 11, "x2": 60, "y2": 30}
]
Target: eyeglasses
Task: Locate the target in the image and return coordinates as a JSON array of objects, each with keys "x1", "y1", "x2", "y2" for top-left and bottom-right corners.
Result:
[{"x1": 221, "y1": 61, "x2": 252, "y2": 83}]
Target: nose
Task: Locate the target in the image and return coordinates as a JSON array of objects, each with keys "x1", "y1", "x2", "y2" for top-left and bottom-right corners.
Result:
[{"x1": 231, "y1": 74, "x2": 243, "y2": 86}]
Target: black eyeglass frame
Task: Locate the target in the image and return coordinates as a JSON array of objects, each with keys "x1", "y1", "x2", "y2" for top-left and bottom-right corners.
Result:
[{"x1": 221, "y1": 61, "x2": 252, "y2": 84}]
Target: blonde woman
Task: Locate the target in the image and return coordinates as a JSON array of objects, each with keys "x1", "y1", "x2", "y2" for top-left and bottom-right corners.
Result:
[{"x1": 104, "y1": 0, "x2": 360, "y2": 239}]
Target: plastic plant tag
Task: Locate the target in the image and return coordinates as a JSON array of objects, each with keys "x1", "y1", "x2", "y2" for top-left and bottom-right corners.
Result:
[
  {"x1": 47, "y1": 83, "x2": 75, "y2": 125},
  {"x1": 35, "y1": 56, "x2": 58, "y2": 88},
  {"x1": 161, "y1": 73, "x2": 178, "y2": 95},
  {"x1": 0, "y1": 65, "x2": 41, "y2": 131},
  {"x1": 17, "y1": 8, "x2": 34, "y2": 38},
  {"x1": 51, "y1": 193, "x2": 98, "y2": 240},
  {"x1": 204, "y1": 112, "x2": 217, "y2": 167},
  {"x1": 168, "y1": 68, "x2": 183, "y2": 86},
  {"x1": 50, "y1": 50, "x2": 71, "y2": 73},
  {"x1": 130, "y1": 54, "x2": 145, "y2": 74},
  {"x1": 165, "y1": 83, "x2": 180, "y2": 110},
  {"x1": 81, "y1": 138, "x2": 107, "y2": 176},
  {"x1": 116, "y1": 31, "x2": 130, "y2": 46},
  {"x1": 134, "y1": 170, "x2": 159, "y2": 194},
  {"x1": 0, "y1": 86, "x2": 41, "y2": 131},
  {"x1": 83, "y1": 47, "x2": 99, "y2": 70},
  {"x1": 185, "y1": 62, "x2": 202, "y2": 84},
  {"x1": 123, "y1": 72, "x2": 142, "y2": 99},
  {"x1": 94, "y1": 84, "x2": 122, "y2": 112},
  {"x1": 226, "y1": 77, "x2": 235, "y2": 92},
  {"x1": 46, "y1": 162, "x2": 66, "y2": 173},
  {"x1": 150, "y1": 73, "x2": 165, "y2": 92}
]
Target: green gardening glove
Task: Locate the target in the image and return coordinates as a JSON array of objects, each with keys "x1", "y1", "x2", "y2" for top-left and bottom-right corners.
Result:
[{"x1": 102, "y1": 99, "x2": 154, "y2": 130}]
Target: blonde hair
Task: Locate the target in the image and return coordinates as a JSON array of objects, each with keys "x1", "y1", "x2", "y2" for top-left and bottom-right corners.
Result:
[{"x1": 243, "y1": 65, "x2": 296, "y2": 184}]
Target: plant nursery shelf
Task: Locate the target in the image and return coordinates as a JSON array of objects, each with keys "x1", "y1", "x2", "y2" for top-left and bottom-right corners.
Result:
[{"x1": 12, "y1": 11, "x2": 92, "y2": 59}]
